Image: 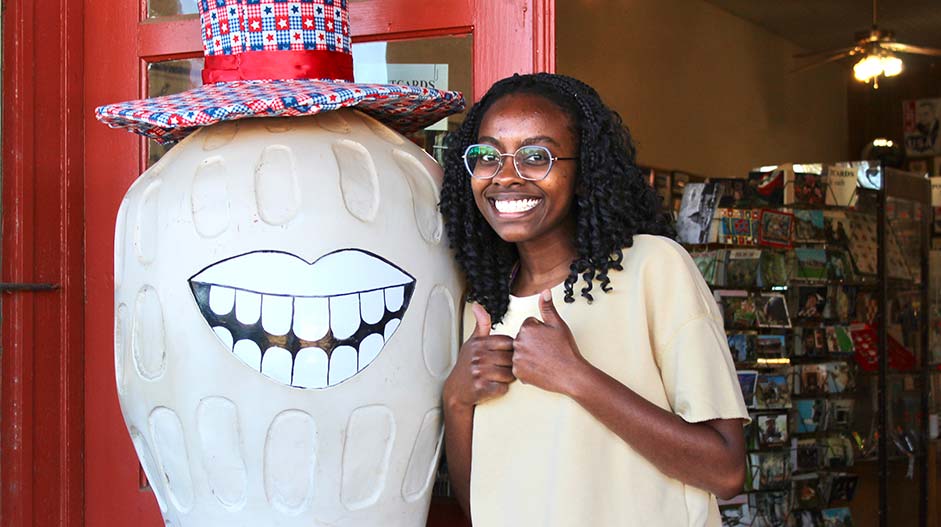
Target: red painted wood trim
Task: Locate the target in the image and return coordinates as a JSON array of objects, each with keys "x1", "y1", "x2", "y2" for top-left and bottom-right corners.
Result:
[
  {"x1": 473, "y1": 1, "x2": 534, "y2": 101},
  {"x1": 532, "y1": 0, "x2": 556, "y2": 73},
  {"x1": 352, "y1": 26, "x2": 474, "y2": 44},
  {"x1": 1, "y1": 0, "x2": 37, "y2": 524},
  {"x1": 84, "y1": 0, "x2": 156, "y2": 523},
  {"x1": 2, "y1": 0, "x2": 86, "y2": 526},
  {"x1": 351, "y1": 0, "x2": 473, "y2": 37},
  {"x1": 139, "y1": 16, "x2": 202, "y2": 60}
]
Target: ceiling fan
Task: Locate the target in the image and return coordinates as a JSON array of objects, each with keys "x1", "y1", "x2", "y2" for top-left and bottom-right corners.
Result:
[{"x1": 793, "y1": 0, "x2": 941, "y2": 88}]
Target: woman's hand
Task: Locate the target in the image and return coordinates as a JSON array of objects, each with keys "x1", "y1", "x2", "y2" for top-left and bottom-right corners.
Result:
[
  {"x1": 512, "y1": 290, "x2": 592, "y2": 396},
  {"x1": 443, "y1": 303, "x2": 516, "y2": 409}
]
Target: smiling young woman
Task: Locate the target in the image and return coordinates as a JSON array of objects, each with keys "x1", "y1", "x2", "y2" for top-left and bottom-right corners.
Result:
[{"x1": 437, "y1": 73, "x2": 750, "y2": 527}]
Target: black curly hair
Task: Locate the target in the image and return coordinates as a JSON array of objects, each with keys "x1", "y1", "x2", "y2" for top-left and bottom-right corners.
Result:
[{"x1": 438, "y1": 73, "x2": 674, "y2": 324}]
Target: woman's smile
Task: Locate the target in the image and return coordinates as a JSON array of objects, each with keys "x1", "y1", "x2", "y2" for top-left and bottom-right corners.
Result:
[{"x1": 492, "y1": 197, "x2": 543, "y2": 214}]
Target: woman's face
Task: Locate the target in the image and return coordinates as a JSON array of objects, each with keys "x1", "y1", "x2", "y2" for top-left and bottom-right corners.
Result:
[{"x1": 470, "y1": 93, "x2": 578, "y2": 245}]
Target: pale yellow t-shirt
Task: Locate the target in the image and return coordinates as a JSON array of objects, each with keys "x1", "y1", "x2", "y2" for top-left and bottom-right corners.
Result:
[{"x1": 465, "y1": 235, "x2": 749, "y2": 527}]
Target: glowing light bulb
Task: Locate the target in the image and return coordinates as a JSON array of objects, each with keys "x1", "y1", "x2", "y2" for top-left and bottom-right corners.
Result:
[
  {"x1": 881, "y1": 55, "x2": 903, "y2": 77},
  {"x1": 853, "y1": 55, "x2": 883, "y2": 82}
]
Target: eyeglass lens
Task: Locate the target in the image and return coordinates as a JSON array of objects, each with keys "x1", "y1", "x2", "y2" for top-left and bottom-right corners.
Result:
[{"x1": 464, "y1": 144, "x2": 554, "y2": 180}]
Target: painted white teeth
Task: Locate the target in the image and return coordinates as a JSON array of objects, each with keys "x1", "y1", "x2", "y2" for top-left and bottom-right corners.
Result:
[
  {"x1": 358, "y1": 333, "x2": 384, "y2": 371},
  {"x1": 360, "y1": 290, "x2": 384, "y2": 325},
  {"x1": 195, "y1": 249, "x2": 419, "y2": 389},
  {"x1": 214, "y1": 288, "x2": 407, "y2": 387},
  {"x1": 261, "y1": 347, "x2": 292, "y2": 384},
  {"x1": 330, "y1": 294, "x2": 361, "y2": 340},
  {"x1": 384, "y1": 318, "x2": 401, "y2": 341},
  {"x1": 261, "y1": 295, "x2": 293, "y2": 336},
  {"x1": 233, "y1": 340, "x2": 262, "y2": 370},
  {"x1": 329, "y1": 346, "x2": 357, "y2": 385},
  {"x1": 235, "y1": 290, "x2": 261, "y2": 324},
  {"x1": 212, "y1": 326, "x2": 234, "y2": 351},
  {"x1": 293, "y1": 296, "x2": 329, "y2": 341},
  {"x1": 494, "y1": 198, "x2": 540, "y2": 213},
  {"x1": 293, "y1": 347, "x2": 328, "y2": 388},
  {"x1": 209, "y1": 286, "x2": 235, "y2": 315},
  {"x1": 385, "y1": 286, "x2": 404, "y2": 312}
]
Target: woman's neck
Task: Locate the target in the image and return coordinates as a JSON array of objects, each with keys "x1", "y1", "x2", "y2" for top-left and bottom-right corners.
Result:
[{"x1": 512, "y1": 222, "x2": 577, "y2": 297}]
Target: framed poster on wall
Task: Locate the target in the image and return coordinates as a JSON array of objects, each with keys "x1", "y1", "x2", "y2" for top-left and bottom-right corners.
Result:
[{"x1": 903, "y1": 97, "x2": 941, "y2": 156}]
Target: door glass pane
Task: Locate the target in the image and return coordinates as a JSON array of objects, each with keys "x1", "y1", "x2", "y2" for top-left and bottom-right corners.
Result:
[
  {"x1": 352, "y1": 34, "x2": 472, "y2": 164},
  {"x1": 148, "y1": 0, "x2": 198, "y2": 18},
  {"x1": 146, "y1": 58, "x2": 203, "y2": 166},
  {"x1": 884, "y1": 194, "x2": 927, "y2": 521}
]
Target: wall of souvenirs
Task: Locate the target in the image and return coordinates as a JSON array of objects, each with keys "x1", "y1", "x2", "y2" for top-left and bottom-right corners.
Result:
[{"x1": 667, "y1": 161, "x2": 938, "y2": 527}]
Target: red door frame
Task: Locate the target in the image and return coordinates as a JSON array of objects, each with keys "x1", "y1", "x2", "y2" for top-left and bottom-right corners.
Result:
[
  {"x1": 0, "y1": 2, "x2": 553, "y2": 527},
  {"x1": 1, "y1": 0, "x2": 86, "y2": 526}
]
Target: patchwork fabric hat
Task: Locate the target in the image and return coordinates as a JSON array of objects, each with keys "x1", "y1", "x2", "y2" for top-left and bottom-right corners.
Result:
[{"x1": 96, "y1": 0, "x2": 465, "y2": 144}]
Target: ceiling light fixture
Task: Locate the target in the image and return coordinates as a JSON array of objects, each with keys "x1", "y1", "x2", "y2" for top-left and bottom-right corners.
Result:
[
  {"x1": 852, "y1": 50, "x2": 903, "y2": 88},
  {"x1": 793, "y1": 0, "x2": 940, "y2": 88}
]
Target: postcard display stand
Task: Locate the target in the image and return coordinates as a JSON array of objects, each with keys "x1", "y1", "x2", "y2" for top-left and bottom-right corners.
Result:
[{"x1": 676, "y1": 163, "x2": 931, "y2": 527}]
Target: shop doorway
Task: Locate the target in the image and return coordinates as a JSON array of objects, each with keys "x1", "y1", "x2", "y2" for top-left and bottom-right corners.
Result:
[{"x1": 82, "y1": 1, "x2": 554, "y2": 526}]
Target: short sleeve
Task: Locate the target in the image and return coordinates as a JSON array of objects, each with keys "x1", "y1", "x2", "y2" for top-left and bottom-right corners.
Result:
[
  {"x1": 659, "y1": 315, "x2": 749, "y2": 423},
  {"x1": 635, "y1": 237, "x2": 750, "y2": 424}
]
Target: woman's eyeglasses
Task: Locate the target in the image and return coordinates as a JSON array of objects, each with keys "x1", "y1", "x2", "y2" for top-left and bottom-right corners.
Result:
[{"x1": 462, "y1": 144, "x2": 576, "y2": 181}]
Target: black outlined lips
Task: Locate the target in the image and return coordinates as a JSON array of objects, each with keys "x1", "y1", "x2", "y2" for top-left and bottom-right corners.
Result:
[{"x1": 189, "y1": 249, "x2": 415, "y2": 389}]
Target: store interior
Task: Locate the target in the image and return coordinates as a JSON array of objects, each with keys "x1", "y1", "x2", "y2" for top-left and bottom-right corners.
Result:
[{"x1": 552, "y1": 2, "x2": 941, "y2": 527}]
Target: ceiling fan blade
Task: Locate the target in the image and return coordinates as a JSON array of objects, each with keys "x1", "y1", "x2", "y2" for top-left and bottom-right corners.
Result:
[
  {"x1": 793, "y1": 45, "x2": 859, "y2": 60},
  {"x1": 791, "y1": 50, "x2": 856, "y2": 73},
  {"x1": 880, "y1": 42, "x2": 941, "y2": 56}
]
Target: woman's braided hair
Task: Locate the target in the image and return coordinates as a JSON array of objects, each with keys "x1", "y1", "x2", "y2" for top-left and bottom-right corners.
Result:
[{"x1": 439, "y1": 73, "x2": 674, "y2": 324}]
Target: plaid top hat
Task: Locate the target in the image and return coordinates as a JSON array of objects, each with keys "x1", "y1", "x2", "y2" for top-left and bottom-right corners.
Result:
[{"x1": 95, "y1": 0, "x2": 465, "y2": 144}]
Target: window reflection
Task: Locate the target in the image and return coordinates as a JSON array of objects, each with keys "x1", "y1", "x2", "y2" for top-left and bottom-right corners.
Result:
[
  {"x1": 352, "y1": 35, "x2": 471, "y2": 162},
  {"x1": 148, "y1": 0, "x2": 198, "y2": 18},
  {"x1": 147, "y1": 58, "x2": 203, "y2": 166}
]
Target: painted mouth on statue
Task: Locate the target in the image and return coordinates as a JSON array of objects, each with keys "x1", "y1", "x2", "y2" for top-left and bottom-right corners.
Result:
[{"x1": 188, "y1": 249, "x2": 415, "y2": 389}]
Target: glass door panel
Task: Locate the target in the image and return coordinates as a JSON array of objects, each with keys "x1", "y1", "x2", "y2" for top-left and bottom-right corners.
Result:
[
  {"x1": 146, "y1": 58, "x2": 204, "y2": 166},
  {"x1": 148, "y1": 0, "x2": 199, "y2": 18},
  {"x1": 352, "y1": 34, "x2": 472, "y2": 163}
]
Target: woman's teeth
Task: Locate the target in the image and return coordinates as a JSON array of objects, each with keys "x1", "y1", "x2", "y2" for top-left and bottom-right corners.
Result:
[{"x1": 494, "y1": 198, "x2": 540, "y2": 214}]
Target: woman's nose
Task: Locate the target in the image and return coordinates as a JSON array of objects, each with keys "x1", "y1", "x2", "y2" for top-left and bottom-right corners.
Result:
[{"x1": 491, "y1": 155, "x2": 522, "y2": 185}]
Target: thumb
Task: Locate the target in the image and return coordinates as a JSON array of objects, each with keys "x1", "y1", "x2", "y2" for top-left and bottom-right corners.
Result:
[
  {"x1": 471, "y1": 303, "x2": 492, "y2": 337},
  {"x1": 539, "y1": 289, "x2": 564, "y2": 326}
]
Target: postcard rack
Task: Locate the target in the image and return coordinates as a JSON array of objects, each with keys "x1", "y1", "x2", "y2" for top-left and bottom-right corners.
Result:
[{"x1": 675, "y1": 161, "x2": 932, "y2": 527}]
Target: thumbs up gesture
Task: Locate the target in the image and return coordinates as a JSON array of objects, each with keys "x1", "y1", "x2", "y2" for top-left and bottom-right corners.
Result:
[
  {"x1": 443, "y1": 303, "x2": 516, "y2": 409},
  {"x1": 512, "y1": 290, "x2": 588, "y2": 396}
]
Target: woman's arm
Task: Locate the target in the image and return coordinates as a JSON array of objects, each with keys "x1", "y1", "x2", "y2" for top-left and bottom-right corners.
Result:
[
  {"x1": 442, "y1": 303, "x2": 516, "y2": 516},
  {"x1": 512, "y1": 291, "x2": 746, "y2": 499},
  {"x1": 567, "y1": 366, "x2": 746, "y2": 499},
  {"x1": 443, "y1": 401, "x2": 475, "y2": 514}
]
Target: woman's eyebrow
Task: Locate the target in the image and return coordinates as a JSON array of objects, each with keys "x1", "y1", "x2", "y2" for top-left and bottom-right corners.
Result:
[
  {"x1": 521, "y1": 136, "x2": 561, "y2": 147},
  {"x1": 476, "y1": 136, "x2": 502, "y2": 147},
  {"x1": 475, "y1": 135, "x2": 561, "y2": 147}
]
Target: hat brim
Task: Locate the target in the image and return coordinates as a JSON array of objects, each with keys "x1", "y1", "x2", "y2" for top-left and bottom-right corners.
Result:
[{"x1": 95, "y1": 79, "x2": 465, "y2": 145}]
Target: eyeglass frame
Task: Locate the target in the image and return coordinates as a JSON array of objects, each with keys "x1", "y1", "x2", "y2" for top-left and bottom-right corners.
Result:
[{"x1": 461, "y1": 143, "x2": 577, "y2": 181}]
